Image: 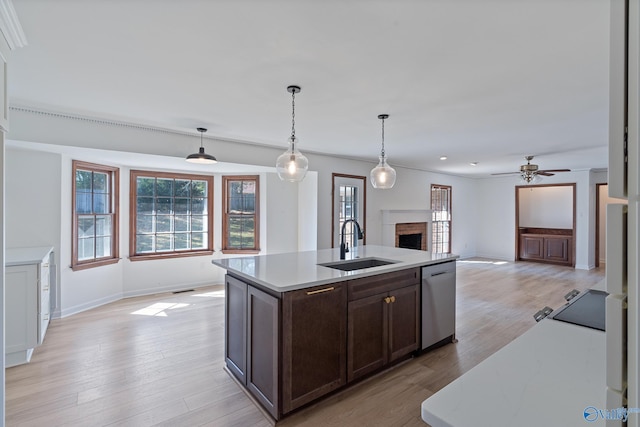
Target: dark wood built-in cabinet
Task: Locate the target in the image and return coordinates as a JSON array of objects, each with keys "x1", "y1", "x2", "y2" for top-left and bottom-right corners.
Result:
[
  {"x1": 225, "y1": 268, "x2": 421, "y2": 420},
  {"x1": 518, "y1": 228, "x2": 573, "y2": 267}
]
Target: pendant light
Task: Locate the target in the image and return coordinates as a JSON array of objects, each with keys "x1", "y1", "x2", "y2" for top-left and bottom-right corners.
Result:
[
  {"x1": 370, "y1": 114, "x2": 396, "y2": 189},
  {"x1": 186, "y1": 127, "x2": 217, "y2": 164},
  {"x1": 276, "y1": 85, "x2": 309, "y2": 182}
]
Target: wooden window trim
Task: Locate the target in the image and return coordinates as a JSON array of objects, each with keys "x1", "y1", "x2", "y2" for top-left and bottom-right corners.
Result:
[
  {"x1": 431, "y1": 184, "x2": 452, "y2": 254},
  {"x1": 129, "y1": 170, "x2": 214, "y2": 261},
  {"x1": 331, "y1": 173, "x2": 367, "y2": 248},
  {"x1": 72, "y1": 160, "x2": 120, "y2": 271},
  {"x1": 222, "y1": 175, "x2": 260, "y2": 253}
]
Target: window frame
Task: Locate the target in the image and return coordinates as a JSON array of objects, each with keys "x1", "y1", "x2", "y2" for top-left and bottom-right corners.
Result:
[
  {"x1": 431, "y1": 184, "x2": 452, "y2": 254},
  {"x1": 222, "y1": 175, "x2": 260, "y2": 254},
  {"x1": 72, "y1": 160, "x2": 120, "y2": 271},
  {"x1": 129, "y1": 170, "x2": 214, "y2": 261}
]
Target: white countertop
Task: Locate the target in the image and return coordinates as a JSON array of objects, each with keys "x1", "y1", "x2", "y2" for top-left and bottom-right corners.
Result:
[
  {"x1": 6, "y1": 246, "x2": 54, "y2": 266},
  {"x1": 212, "y1": 245, "x2": 458, "y2": 292},
  {"x1": 421, "y1": 318, "x2": 606, "y2": 427}
]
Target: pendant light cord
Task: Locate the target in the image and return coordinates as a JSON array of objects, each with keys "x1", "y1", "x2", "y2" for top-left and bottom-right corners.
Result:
[
  {"x1": 380, "y1": 116, "x2": 386, "y2": 158},
  {"x1": 291, "y1": 89, "x2": 296, "y2": 140}
]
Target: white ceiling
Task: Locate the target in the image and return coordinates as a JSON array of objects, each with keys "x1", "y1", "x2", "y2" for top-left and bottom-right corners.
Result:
[{"x1": 8, "y1": 0, "x2": 610, "y2": 178}]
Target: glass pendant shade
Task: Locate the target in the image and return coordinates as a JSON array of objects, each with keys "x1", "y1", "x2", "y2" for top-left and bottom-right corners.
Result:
[
  {"x1": 186, "y1": 128, "x2": 217, "y2": 164},
  {"x1": 277, "y1": 85, "x2": 308, "y2": 182},
  {"x1": 276, "y1": 136, "x2": 308, "y2": 182},
  {"x1": 370, "y1": 155, "x2": 397, "y2": 189},
  {"x1": 370, "y1": 114, "x2": 396, "y2": 189}
]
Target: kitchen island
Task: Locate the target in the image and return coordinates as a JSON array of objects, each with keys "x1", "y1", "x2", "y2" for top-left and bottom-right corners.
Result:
[{"x1": 213, "y1": 245, "x2": 458, "y2": 420}]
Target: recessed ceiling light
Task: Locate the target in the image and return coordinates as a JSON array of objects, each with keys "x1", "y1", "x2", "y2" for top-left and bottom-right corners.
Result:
[
  {"x1": 440, "y1": 155, "x2": 447, "y2": 160},
  {"x1": 470, "y1": 162, "x2": 478, "y2": 166}
]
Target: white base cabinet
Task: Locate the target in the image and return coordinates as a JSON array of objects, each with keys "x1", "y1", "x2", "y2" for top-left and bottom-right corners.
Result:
[{"x1": 5, "y1": 247, "x2": 54, "y2": 367}]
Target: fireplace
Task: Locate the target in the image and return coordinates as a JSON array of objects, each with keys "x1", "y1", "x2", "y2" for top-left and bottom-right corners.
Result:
[
  {"x1": 395, "y1": 222, "x2": 428, "y2": 251},
  {"x1": 381, "y1": 209, "x2": 431, "y2": 251},
  {"x1": 398, "y1": 233, "x2": 422, "y2": 250}
]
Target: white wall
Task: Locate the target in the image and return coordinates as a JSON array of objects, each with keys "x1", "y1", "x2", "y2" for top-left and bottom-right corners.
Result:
[
  {"x1": 475, "y1": 176, "x2": 518, "y2": 260},
  {"x1": 5, "y1": 148, "x2": 63, "y2": 313},
  {"x1": 518, "y1": 185, "x2": 574, "y2": 228},
  {"x1": 265, "y1": 172, "x2": 300, "y2": 254}
]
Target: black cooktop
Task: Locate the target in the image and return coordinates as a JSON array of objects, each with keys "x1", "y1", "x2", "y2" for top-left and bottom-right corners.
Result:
[{"x1": 552, "y1": 289, "x2": 607, "y2": 331}]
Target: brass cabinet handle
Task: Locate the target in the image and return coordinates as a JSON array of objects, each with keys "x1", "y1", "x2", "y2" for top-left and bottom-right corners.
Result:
[
  {"x1": 384, "y1": 296, "x2": 391, "y2": 304},
  {"x1": 390, "y1": 295, "x2": 396, "y2": 303},
  {"x1": 307, "y1": 286, "x2": 335, "y2": 295}
]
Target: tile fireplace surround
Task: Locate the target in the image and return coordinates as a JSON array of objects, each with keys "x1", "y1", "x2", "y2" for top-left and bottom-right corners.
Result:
[{"x1": 381, "y1": 209, "x2": 432, "y2": 251}]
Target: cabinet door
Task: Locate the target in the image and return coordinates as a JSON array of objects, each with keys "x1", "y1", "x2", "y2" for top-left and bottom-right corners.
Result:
[
  {"x1": 282, "y1": 283, "x2": 347, "y2": 413},
  {"x1": 6, "y1": 265, "x2": 38, "y2": 353},
  {"x1": 247, "y1": 286, "x2": 279, "y2": 419},
  {"x1": 348, "y1": 293, "x2": 388, "y2": 382},
  {"x1": 388, "y1": 284, "x2": 420, "y2": 362},
  {"x1": 520, "y1": 235, "x2": 544, "y2": 260},
  {"x1": 544, "y1": 236, "x2": 571, "y2": 264},
  {"x1": 225, "y1": 275, "x2": 247, "y2": 384}
]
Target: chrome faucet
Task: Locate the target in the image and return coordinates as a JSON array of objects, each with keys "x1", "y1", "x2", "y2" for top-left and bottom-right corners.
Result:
[{"x1": 340, "y1": 219, "x2": 364, "y2": 260}]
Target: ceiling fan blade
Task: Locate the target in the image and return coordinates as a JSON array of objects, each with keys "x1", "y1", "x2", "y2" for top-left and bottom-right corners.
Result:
[
  {"x1": 491, "y1": 171, "x2": 520, "y2": 176},
  {"x1": 537, "y1": 172, "x2": 555, "y2": 176},
  {"x1": 538, "y1": 169, "x2": 571, "y2": 173}
]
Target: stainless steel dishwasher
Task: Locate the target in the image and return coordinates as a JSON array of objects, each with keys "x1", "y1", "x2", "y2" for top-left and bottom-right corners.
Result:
[{"x1": 422, "y1": 261, "x2": 456, "y2": 350}]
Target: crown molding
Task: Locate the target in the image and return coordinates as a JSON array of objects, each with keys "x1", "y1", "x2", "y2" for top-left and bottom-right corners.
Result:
[{"x1": 0, "y1": 0, "x2": 27, "y2": 49}]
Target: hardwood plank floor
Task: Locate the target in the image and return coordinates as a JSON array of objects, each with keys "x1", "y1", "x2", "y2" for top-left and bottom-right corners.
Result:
[{"x1": 5, "y1": 259, "x2": 605, "y2": 426}]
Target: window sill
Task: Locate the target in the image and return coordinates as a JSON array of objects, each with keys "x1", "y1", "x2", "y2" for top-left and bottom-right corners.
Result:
[
  {"x1": 71, "y1": 257, "x2": 121, "y2": 271},
  {"x1": 221, "y1": 249, "x2": 261, "y2": 255},
  {"x1": 129, "y1": 250, "x2": 214, "y2": 262}
]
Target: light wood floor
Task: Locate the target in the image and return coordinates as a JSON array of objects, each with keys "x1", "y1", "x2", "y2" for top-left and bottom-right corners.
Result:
[{"x1": 5, "y1": 259, "x2": 605, "y2": 427}]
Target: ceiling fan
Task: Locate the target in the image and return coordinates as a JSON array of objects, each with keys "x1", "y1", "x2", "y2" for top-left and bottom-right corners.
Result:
[{"x1": 492, "y1": 156, "x2": 571, "y2": 184}]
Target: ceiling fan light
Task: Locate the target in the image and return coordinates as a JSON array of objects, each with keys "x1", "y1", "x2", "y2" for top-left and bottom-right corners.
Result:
[{"x1": 520, "y1": 171, "x2": 542, "y2": 185}]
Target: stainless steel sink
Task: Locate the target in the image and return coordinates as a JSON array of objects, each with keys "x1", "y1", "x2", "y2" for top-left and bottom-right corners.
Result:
[{"x1": 318, "y1": 257, "x2": 398, "y2": 271}]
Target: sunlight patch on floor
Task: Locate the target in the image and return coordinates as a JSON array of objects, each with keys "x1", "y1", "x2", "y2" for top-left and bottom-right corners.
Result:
[
  {"x1": 192, "y1": 289, "x2": 225, "y2": 298},
  {"x1": 458, "y1": 259, "x2": 508, "y2": 265},
  {"x1": 131, "y1": 302, "x2": 190, "y2": 316}
]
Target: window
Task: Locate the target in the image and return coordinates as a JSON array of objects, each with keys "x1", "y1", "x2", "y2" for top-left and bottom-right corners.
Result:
[
  {"x1": 222, "y1": 176, "x2": 260, "y2": 253},
  {"x1": 332, "y1": 174, "x2": 366, "y2": 249},
  {"x1": 72, "y1": 160, "x2": 120, "y2": 270},
  {"x1": 431, "y1": 184, "x2": 452, "y2": 254},
  {"x1": 130, "y1": 170, "x2": 213, "y2": 260}
]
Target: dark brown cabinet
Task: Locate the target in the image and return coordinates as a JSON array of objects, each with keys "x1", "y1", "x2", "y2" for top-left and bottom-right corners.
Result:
[
  {"x1": 347, "y1": 268, "x2": 420, "y2": 382},
  {"x1": 246, "y1": 285, "x2": 279, "y2": 419},
  {"x1": 519, "y1": 228, "x2": 573, "y2": 266},
  {"x1": 225, "y1": 275, "x2": 247, "y2": 384},
  {"x1": 282, "y1": 283, "x2": 347, "y2": 413},
  {"x1": 225, "y1": 275, "x2": 279, "y2": 419},
  {"x1": 225, "y1": 267, "x2": 421, "y2": 420}
]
